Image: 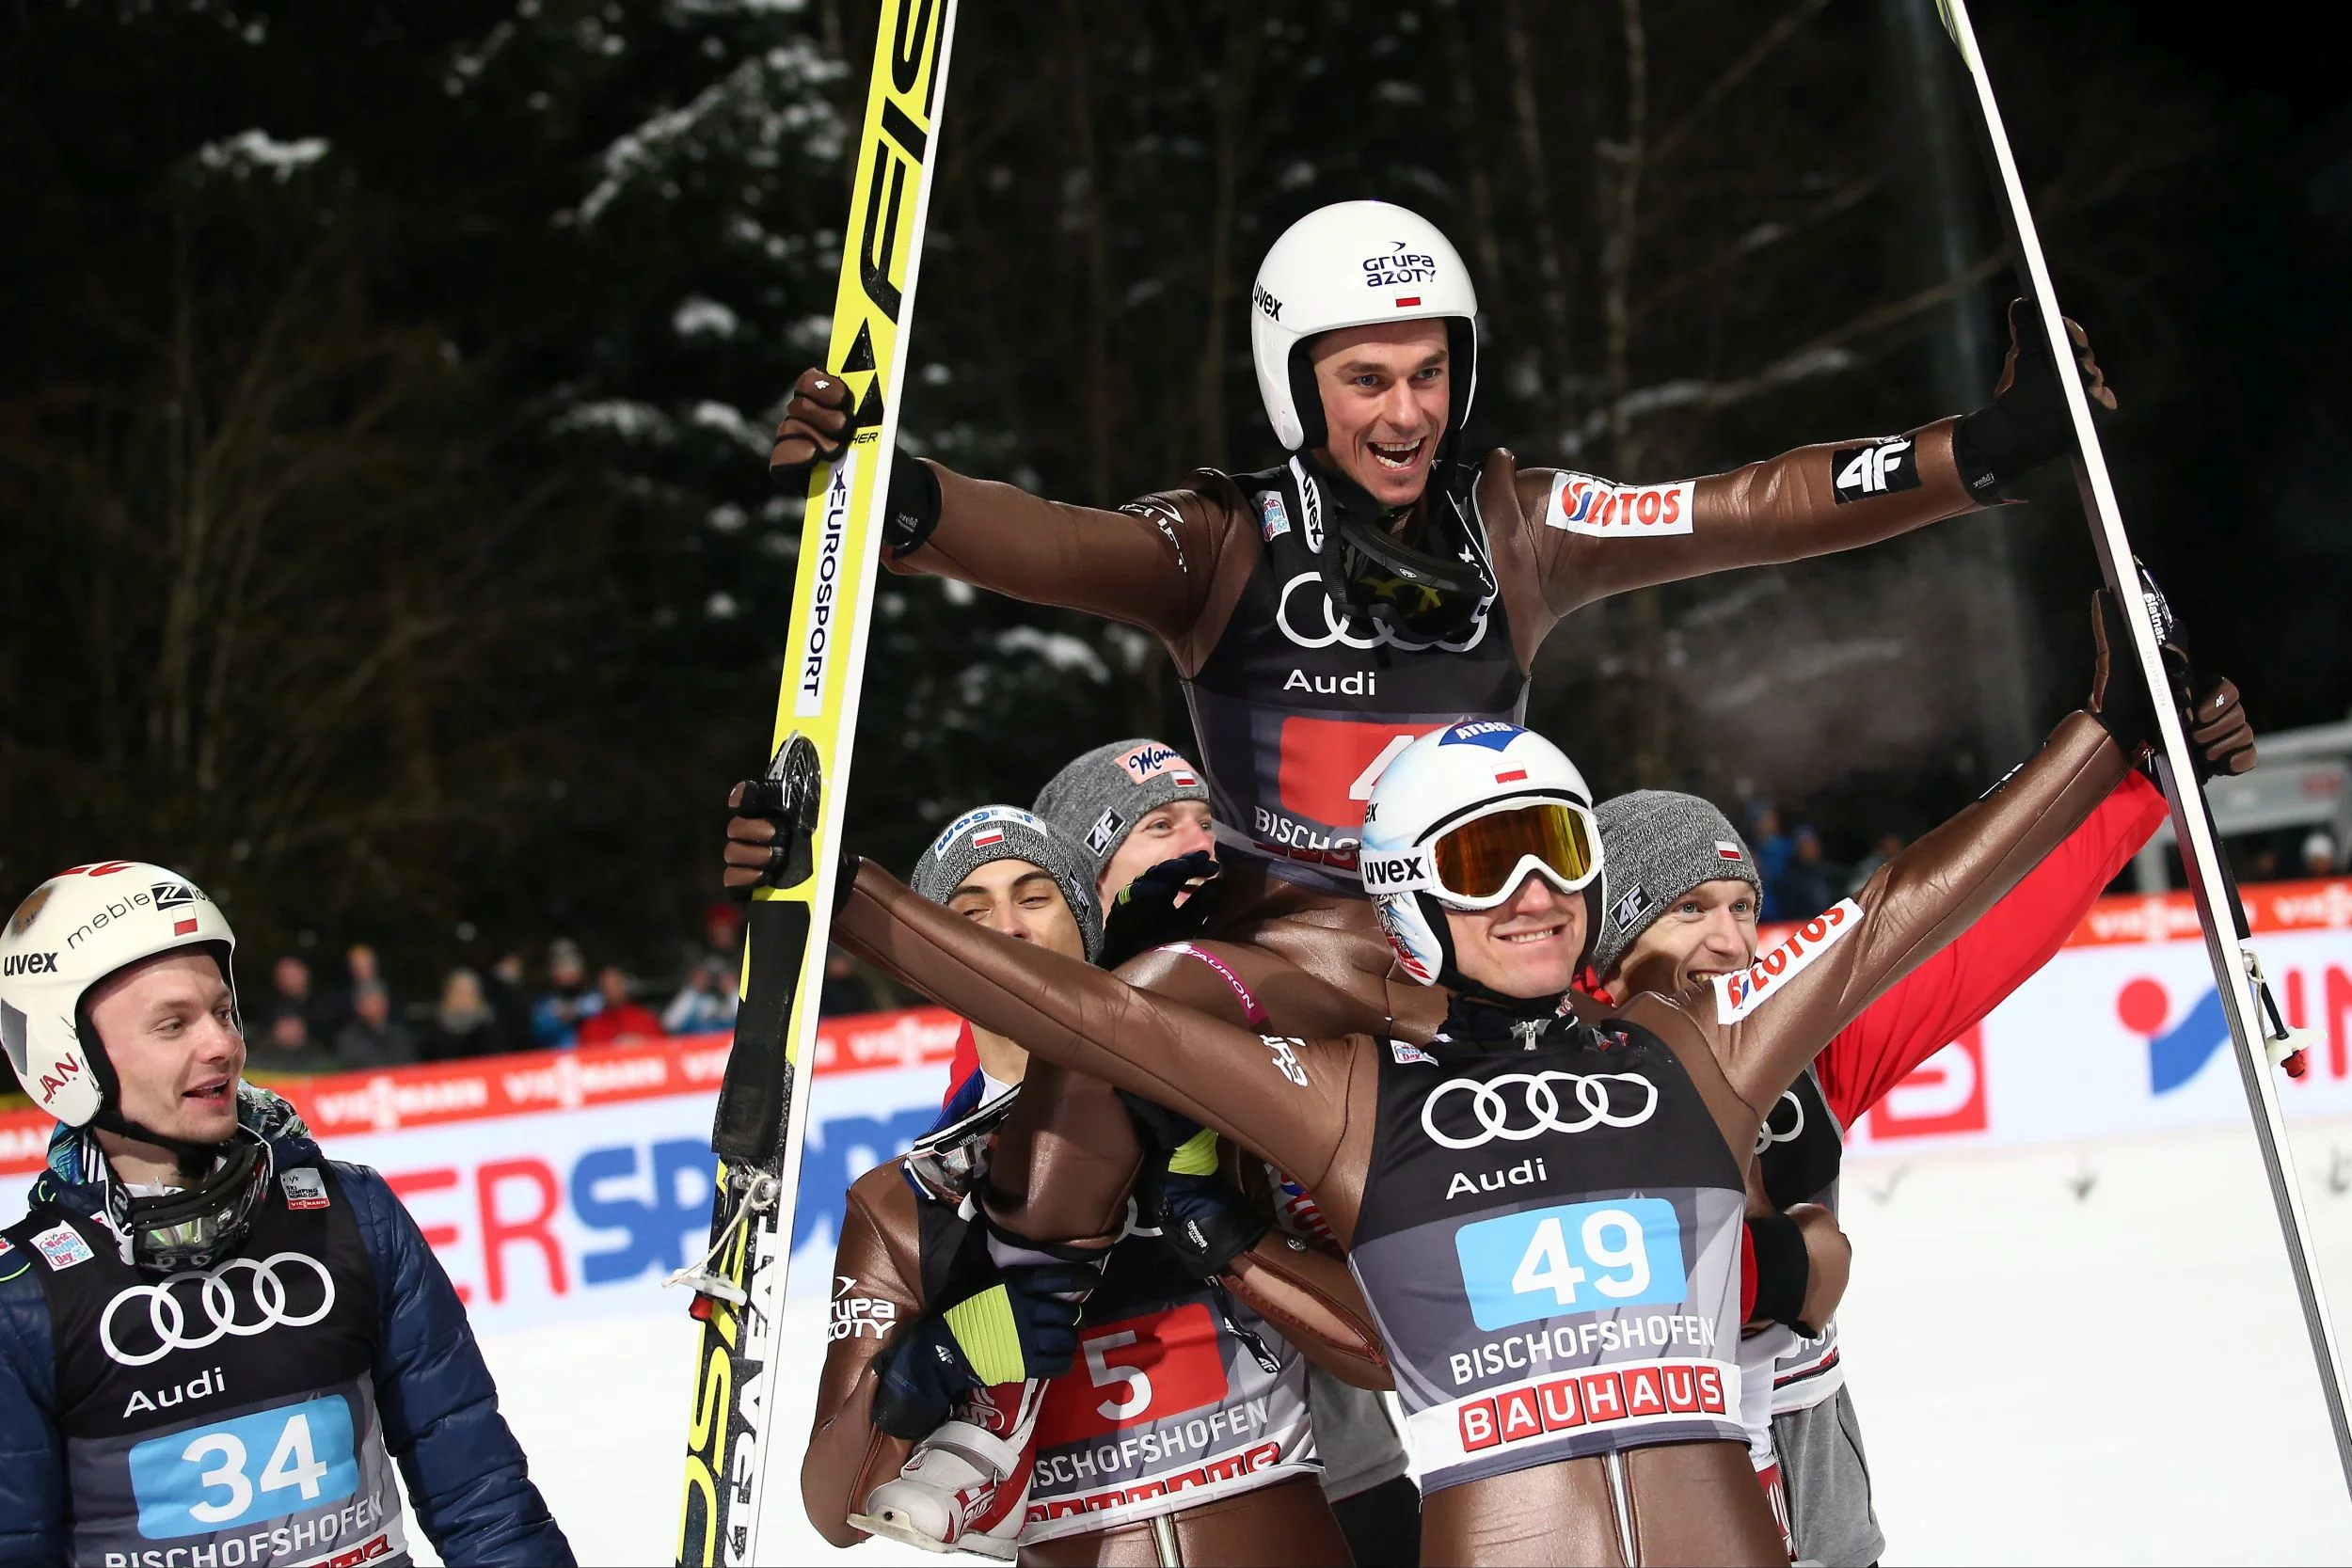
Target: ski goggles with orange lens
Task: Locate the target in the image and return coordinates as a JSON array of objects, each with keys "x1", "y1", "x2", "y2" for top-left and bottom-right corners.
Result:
[{"x1": 1359, "y1": 800, "x2": 1602, "y2": 910}]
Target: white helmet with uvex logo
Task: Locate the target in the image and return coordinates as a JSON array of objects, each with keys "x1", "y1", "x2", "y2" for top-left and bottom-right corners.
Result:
[
  {"x1": 0, "y1": 863, "x2": 238, "y2": 1127},
  {"x1": 1250, "y1": 199, "x2": 1480, "y2": 452},
  {"x1": 1359, "y1": 721, "x2": 1604, "y2": 990}
]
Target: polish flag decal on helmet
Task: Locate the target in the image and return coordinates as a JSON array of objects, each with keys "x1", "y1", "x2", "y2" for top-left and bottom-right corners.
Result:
[
  {"x1": 173, "y1": 919, "x2": 198, "y2": 936},
  {"x1": 971, "y1": 829, "x2": 1006, "y2": 849},
  {"x1": 1494, "y1": 769, "x2": 1527, "y2": 784},
  {"x1": 1715, "y1": 842, "x2": 1744, "y2": 862}
]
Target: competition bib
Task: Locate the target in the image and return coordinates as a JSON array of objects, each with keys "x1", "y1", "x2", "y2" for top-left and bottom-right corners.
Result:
[
  {"x1": 1349, "y1": 1025, "x2": 1747, "y2": 1493},
  {"x1": 1023, "y1": 1238, "x2": 1314, "y2": 1540}
]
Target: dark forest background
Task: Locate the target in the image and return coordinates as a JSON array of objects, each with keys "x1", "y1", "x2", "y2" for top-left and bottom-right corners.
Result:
[{"x1": 3, "y1": 0, "x2": 2346, "y2": 983}]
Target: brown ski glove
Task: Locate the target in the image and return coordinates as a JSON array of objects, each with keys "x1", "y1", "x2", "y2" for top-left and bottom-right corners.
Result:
[
  {"x1": 767, "y1": 367, "x2": 942, "y2": 556},
  {"x1": 2087, "y1": 588, "x2": 2259, "y2": 781}
]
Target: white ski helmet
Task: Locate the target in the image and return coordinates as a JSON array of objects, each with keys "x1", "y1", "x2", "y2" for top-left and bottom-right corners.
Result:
[
  {"x1": 1250, "y1": 199, "x2": 1480, "y2": 452},
  {"x1": 0, "y1": 862, "x2": 238, "y2": 1126},
  {"x1": 1358, "y1": 721, "x2": 1604, "y2": 989}
]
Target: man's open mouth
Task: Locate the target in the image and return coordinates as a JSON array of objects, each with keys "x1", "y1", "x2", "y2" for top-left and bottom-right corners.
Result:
[
  {"x1": 1498, "y1": 922, "x2": 1566, "y2": 947},
  {"x1": 1369, "y1": 438, "x2": 1424, "y2": 470},
  {"x1": 183, "y1": 1077, "x2": 232, "y2": 1102}
]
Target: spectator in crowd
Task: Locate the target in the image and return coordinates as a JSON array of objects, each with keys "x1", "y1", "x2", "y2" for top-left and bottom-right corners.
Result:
[
  {"x1": 1771, "y1": 824, "x2": 1844, "y2": 921},
  {"x1": 249, "y1": 1009, "x2": 342, "y2": 1075},
  {"x1": 335, "y1": 979, "x2": 417, "y2": 1069},
  {"x1": 1847, "y1": 830, "x2": 1906, "y2": 896},
  {"x1": 323, "y1": 942, "x2": 390, "y2": 1037},
  {"x1": 426, "y1": 967, "x2": 510, "y2": 1061},
  {"x1": 531, "y1": 938, "x2": 601, "y2": 1049},
  {"x1": 2304, "y1": 832, "x2": 2339, "y2": 879},
  {"x1": 2248, "y1": 842, "x2": 2283, "y2": 881},
  {"x1": 818, "y1": 948, "x2": 879, "y2": 1017},
  {"x1": 485, "y1": 950, "x2": 534, "y2": 1045},
  {"x1": 701, "y1": 901, "x2": 743, "y2": 966},
  {"x1": 663, "y1": 954, "x2": 739, "y2": 1036},
  {"x1": 264, "y1": 953, "x2": 323, "y2": 1041},
  {"x1": 1747, "y1": 802, "x2": 1794, "y2": 915},
  {"x1": 577, "y1": 966, "x2": 663, "y2": 1047}
]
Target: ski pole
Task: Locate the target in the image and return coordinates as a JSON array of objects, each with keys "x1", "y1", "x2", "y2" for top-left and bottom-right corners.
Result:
[{"x1": 1933, "y1": 0, "x2": 2352, "y2": 1497}]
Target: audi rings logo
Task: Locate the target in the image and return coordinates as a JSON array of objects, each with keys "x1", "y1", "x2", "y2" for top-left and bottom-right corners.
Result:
[
  {"x1": 1421, "y1": 1071, "x2": 1659, "y2": 1149},
  {"x1": 1756, "y1": 1088, "x2": 1806, "y2": 1155},
  {"x1": 100, "y1": 1251, "x2": 336, "y2": 1367},
  {"x1": 1274, "y1": 573, "x2": 1490, "y2": 654}
]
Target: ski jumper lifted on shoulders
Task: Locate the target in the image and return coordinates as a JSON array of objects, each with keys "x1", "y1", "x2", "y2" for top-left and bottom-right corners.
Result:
[
  {"x1": 767, "y1": 198, "x2": 2111, "y2": 1030},
  {"x1": 815, "y1": 607, "x2": 2234, "y2": 1565}
]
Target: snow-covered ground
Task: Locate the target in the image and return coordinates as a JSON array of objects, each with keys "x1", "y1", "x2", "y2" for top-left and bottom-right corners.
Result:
[{"x1": 420, "y1": 1116, "x2": 2352, "y2": 1565}]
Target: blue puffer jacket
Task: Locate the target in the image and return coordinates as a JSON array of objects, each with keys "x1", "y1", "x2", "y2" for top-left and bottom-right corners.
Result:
[{"x1": 0, "y1": 1093, "x2": 574, "y2": 1565}]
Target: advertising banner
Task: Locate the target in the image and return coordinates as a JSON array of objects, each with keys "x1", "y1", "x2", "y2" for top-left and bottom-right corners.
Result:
[{"x1": 8, "y1": 877, "x2": 2352, "y2": 1328}]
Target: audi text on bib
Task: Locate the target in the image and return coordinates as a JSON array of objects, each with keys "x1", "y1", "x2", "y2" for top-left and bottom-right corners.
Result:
[
  {"x1": 1024, "y1": 1217, "x2": 1314, "y2": 1541},
  {"x1": 5, "y1": 1160, "x2": 408, "y2": 1567},
  {"x1": 1184, "y1": 459, "x2": 1525, "y2": 895},
  {"x1": 1347, "y1": 1022, "x2": 1746, "y2": 1492}
]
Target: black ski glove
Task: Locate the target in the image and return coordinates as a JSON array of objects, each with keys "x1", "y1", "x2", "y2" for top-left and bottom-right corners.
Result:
[
  {"x1": 1952, "y1": 298, "x2": 2116, "y2": 499},
  {"x1": 1099, "y1": 850, "x2": 1221, "y2": 970},
  {"x1": 722, "y1": 737, "x2": 823, "y2": 896},
  {"x1": 2086, "y1": 586, "x2": 2258, "y2": 781},
  {"x1": 767, "y1": 367, "x2": 942, "y2": 557},
  {"x1": 1123, "y1": 1096, "x2": 1270, "y2": 1277},
  {"x1": 869, "y1": 1263, "x2": 1095, "y2": 1438}
]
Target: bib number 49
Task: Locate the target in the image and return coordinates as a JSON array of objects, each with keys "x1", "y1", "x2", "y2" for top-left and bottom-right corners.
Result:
[{"x1": 1455, "y1": 1197, "x2": 1687, "y2": 1332}]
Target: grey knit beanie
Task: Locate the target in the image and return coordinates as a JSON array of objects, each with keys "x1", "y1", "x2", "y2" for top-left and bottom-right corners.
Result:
[
  {"x1": 1031, "y1": 738, "x2": 1210, "y2": 885},
  {"x1": 1590, "y1": 790, "x2": 1762, "y2": 977},
  {"x1": 910, "y1": 805, "x2": 1104, "y2": 961}
]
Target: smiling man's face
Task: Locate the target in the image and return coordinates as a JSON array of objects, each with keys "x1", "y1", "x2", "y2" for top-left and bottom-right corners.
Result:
[
  {"x1": 1610, "y1": 879, "x2": 1759, "y2": 998},
  {"x1": 1444, "y1": 875, "x2": 1586, "y2": 1001},
  {"x1": 1309, "y1": 319, "x2": 1451, "y2": 509},
  {"x1": 84, "y1": 949, "x2": 245, "y2": 1147}
]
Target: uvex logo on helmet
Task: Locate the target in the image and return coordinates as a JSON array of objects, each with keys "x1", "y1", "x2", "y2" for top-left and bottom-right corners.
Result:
[{"x1": 1359, "y1": 850, "x2": 1427, "y2": 892}]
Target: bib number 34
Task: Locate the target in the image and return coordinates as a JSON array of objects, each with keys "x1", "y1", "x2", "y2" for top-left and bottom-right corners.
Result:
[
  {"x1": 129, "y1": 1394, "x2": 359, "y2": 1539},
  {"x1": 1454, "y1": 1198, "x2": 1687, "y2": 1332}
]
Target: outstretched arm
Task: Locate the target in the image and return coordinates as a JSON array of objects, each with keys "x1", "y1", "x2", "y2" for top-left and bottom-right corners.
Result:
[
  {"x1": 1514, "y1": 306, "x2": 2114, "y2": 626},
  {"x1": 1813, "y1": 769, "x2": 2168, "y2": 1125},
  {"x1": 1690, "y1": 707, "x2": 2129, "y2": 1116},
  {"x1": 1516, "y1": 419, "x2": 1981, "y2": 623},
  {"x1": 769, "y1": 366, "x2": 1239, "y2": 658},
  {"x1": 834, "y1": 860, "x2": 1359, "y2": 1195}
]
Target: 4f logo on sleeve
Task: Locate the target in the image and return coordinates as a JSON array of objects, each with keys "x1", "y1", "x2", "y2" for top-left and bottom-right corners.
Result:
[{"x1": 1831, "y1": 437, "x2": 1920, "y2": 504}]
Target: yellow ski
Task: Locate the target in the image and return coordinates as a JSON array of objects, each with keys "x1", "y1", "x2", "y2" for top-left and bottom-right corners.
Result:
[{"x1": 672, "y1": 3, "x2": 959, "y2": 1561}]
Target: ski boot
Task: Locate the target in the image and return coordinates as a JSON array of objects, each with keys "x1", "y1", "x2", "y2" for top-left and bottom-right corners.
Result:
[{"x1": 850, "y1": 1380, "x2": 1042, "y2": 1559}]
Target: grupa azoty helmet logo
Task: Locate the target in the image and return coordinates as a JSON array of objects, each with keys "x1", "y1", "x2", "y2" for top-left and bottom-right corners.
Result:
[
  {"x1": 100, "y1": 1250, "x2": 336, "y2": 1367},
  {"x1": 1421, "y1": 1070, "x2": 1659, "y2": 1150}
]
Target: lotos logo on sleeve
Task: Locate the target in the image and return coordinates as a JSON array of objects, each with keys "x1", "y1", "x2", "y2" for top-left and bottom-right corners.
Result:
[
  {"x1": 1715, "y1": 899, "x2": 1862, "y2": 1022},
  {"x1": 1547, "y1": 472, "x2": 1695, "y2": 538}
]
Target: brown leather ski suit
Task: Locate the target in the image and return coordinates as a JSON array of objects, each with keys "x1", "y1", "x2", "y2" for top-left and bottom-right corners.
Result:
[
  {"x1": 891, "y1": 431, "x2": 1988, "y2": 1252},
  {"x1": 829, "y1": 703, "x2": 2133, "y2": 1565}
]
